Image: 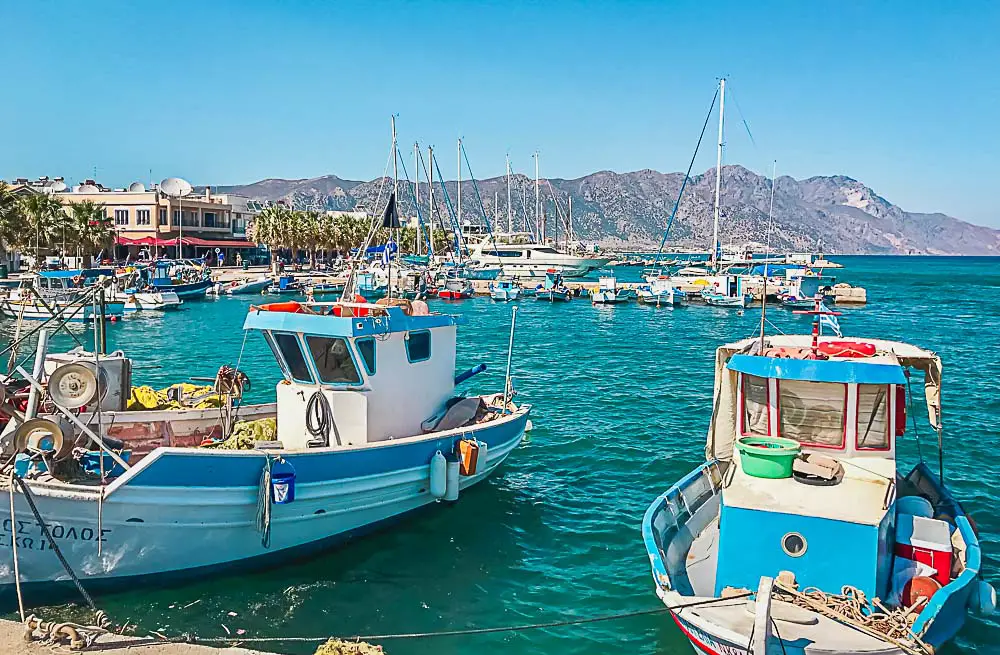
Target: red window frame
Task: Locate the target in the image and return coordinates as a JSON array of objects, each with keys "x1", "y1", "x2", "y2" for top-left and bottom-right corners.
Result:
[
  {"x1": 775, "y1": 379, "x2": 847, "y2": 450},
  {"x1": 855, "y1": 384, "x2": 892, "y2": 452},
  {"x1": 740, "y1": 373, "x2": 771, "y2": 437}
]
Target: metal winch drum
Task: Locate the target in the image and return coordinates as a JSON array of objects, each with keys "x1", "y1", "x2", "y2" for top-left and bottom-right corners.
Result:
[{"x1": 47, "y1": 363, "x2": 100, "y2": 409}]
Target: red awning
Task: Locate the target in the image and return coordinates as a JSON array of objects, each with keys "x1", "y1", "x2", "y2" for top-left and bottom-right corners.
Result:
[
  {"x1": 180, "y1": 237, "x2": 257, "y2": 248},
  {"x1": 116, "y1": 236, "x2": 257, "y2": 248}
]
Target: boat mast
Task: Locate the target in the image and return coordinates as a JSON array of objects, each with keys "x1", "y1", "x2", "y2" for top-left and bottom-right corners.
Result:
[
  {"x1": 534, "y1": 152, "x2": 540, "y2": 242},
  {"x1": 712, "y1": 77, "x2": 726, "y2": 272},
  {"x1": 506, "y1": 154, "x2": 513, "y2": 234},
  {"x1": 428, "y1": 145, "x2": 435, "y2": 260},
  {"x1": 568, "y1": 197, "x2": 573, "y2": 250},
  {"x1": 457, "y1": 138, "x2": 462, "y2": 239},
  {"x1": 415, "y1": 142, "x2": 421, "y2": 255},
  {"x1": 390, "y1": 115, "x2": 398, "y2": 299}
]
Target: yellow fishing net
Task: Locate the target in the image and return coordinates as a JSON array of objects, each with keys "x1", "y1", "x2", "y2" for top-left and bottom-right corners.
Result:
[
  {"x1": 203, "y1": 417, "x2": 277, "y2": 450},
  {"x1": 125, "y1": 383, "x2": 224, "y2": 410}
]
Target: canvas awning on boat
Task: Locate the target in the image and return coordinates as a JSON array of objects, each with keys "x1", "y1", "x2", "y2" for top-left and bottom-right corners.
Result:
[{"x1": 705, "y1": 336, "x2": 943, "y2": 462}]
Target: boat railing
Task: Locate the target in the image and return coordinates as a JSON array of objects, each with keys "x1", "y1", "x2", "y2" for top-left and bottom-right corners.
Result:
[{"x1": 641, "y1": 460, "x2": 724, "y2": 592}]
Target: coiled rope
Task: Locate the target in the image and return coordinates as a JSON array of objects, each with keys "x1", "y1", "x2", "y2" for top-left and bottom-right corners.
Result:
[{"x1": 306, "y1": 390, "x2": 335, "y2": 447}]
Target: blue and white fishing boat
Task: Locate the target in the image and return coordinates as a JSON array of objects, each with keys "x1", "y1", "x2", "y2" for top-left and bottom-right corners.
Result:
[
  {"x1": 0, "y1": 270, "x2": 127, "y2": 322},
  {"x1": 266, "y1": 275, "x2": 305, "y2": 295},
  {"x1": 0, "y1": 298, "x2": 530, "y2": 594},
  {"x1": 701, "y1": 275, "x2": 752, "y2": 308},
  {"x1": 490, "y1": 279, "x2": 521, "y2": 301},
  {"x1": 641, "y1": 325, "x2": 995, "y2": 655},
  {"x1": 534, "y1": 270, "x2": 572, "y2": 302},
  {"x1": 308, "y1": 282, "x2": 346, "y2": 297},
  {"x1": 636, "y1": 275, "x2": 686, "y2": 307},
  {"x1": 591, "y1": 275, "x2": 629, "y2": 305},
  {"x1": 145, "y1": 260, "x2": 213, "y2": 299}
]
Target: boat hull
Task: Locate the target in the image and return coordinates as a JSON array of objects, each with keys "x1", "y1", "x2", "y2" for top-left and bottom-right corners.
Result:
[
  {"x1": 0, "y1": 298, "x2": 126, "y2": 322},
  {"x1": 0, "y1": 405, "x2": 529, "y2": 593},
  {"x1": 153, "y1": 279, "x2": 212, "y2": 299}
]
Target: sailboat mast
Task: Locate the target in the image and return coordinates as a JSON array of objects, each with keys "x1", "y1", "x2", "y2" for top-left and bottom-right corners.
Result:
[
  {"x1": 568, "y1": 196, "x2": 573, "y2": 249},
  {"x1": 457, "y1": 138, "x2": 462, "y2": 236},
  {"x1": 390, "y1": 115, "x2": 398, "y2": 298},
  {"x1": 506, "y1": 154, "x2": 513, "y2": 234},
  {"x1": 712, "y1": 78, "x2": 726, "y2": 271},
  {"x1": 428, "y1": 145, "x2": 435, "y2": 259},
  {"x1": 414, "y1": 142, "x2": 421, "y2": 254},
  {"x1": 534, "y1": 152, "x2": 540, "y2": 241}
]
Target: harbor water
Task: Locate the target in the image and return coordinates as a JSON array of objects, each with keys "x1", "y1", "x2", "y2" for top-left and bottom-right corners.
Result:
[{"x1": 2, "y1": 256, "x2": 997, "y2": 655}]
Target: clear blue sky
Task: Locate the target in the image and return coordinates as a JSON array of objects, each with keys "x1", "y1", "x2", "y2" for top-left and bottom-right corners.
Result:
[{"x1": 2, "y1": 1, "x2": 997, "y2": 226}]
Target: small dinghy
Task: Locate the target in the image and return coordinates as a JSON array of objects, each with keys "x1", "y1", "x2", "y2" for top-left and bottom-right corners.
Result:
[
  {"x1": 534, "y1": 270, "x2": 572, "y2": 302},
  {"x1": 489, "y1": 278, "x2": 521, "y2": 301}
]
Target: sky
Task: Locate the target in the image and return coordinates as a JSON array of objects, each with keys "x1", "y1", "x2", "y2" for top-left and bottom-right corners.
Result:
[{"x1": 1, "y1": 1, "x2": 997, "y2": 226}]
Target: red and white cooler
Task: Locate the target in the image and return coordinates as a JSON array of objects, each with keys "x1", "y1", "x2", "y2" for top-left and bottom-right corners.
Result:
[{"x1": 895, "y1": 513, "x2": 953, "y2": 586}]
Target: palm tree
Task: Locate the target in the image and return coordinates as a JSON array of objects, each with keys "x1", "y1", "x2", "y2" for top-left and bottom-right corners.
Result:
[
  {"x1": 0, "y1": 182, "x2": 25, "y2": 268},
  {"x1": 20, "y1": 192, "x2": 63, "y2": 266},
  {"x1": 67, "y1": 201, "x2": 112, "y2": 263},
  {"x1": 248, "y1": 205, "x2": 287, "y2": 273}
]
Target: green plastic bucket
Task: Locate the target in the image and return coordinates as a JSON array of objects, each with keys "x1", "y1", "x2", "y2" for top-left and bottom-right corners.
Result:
[{"x1": 736, "y1": 436, "x2": 801, "y2": 479}]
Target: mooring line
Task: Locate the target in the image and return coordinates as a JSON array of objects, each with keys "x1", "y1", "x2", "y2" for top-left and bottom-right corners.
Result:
[{"x1": 158, "y1": 593, "x2": 752, "y2": 645}]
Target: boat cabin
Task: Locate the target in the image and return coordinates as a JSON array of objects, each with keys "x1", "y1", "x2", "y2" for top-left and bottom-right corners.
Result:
[
  {"x1": 244, "y1": 301, "x2": 459, "y2": 448},
  {"x1": 36, "y1": 268, "x2": 114, "y2": 292},
  {"x1": 706, "y1": 336, "x2": 945, "y2": 603}
]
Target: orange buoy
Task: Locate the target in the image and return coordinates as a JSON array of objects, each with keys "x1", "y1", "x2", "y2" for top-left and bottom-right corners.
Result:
[{"x1": 902, "y1": 575, "x2": 941, "y2": 611}]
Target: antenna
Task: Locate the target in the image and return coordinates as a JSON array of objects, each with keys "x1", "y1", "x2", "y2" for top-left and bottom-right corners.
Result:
[
  {"x1": 128, "y1": 181, "x2": 146, "y2": 192},
  {"x1": 77, "y1": 184, "x2": 100, "y2": 193},
  {"x1": 49, "y1": 181, "x2": 68, "y2": 193}
]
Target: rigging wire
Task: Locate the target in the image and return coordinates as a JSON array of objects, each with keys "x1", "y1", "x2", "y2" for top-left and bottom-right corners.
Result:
[
  {"x1": 396, "y1": 149, "x2": 433, "y2": 256},
  {"x1": 340, "y1": 134, "x2": 394, "y2": 301},
  {"x1": 458, "y1": 141, "x2": 500, "y2": 255},
  {"x1": 651, "y1": 87, "x2": 719, "y2": 266},
  {"x1": 431, "y1": 154, "x2": 468, "y2": 258}
]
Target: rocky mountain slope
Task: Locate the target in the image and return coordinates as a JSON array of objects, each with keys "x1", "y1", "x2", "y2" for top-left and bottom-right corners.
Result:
[{"x1": 215, "y1": 166, "x2": 1000, "y2": 255}]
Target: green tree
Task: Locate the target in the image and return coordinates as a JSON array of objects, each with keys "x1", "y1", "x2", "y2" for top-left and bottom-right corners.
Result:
[
  {"x1": 0, "y1": 182, "x2": 24, "y2": 265},
  {"x1": 67, "y1": 200, "x2": 112, "y2": 262},
  {"x1": 20, "y1": 192, "x2": 63, "y2": 264}
]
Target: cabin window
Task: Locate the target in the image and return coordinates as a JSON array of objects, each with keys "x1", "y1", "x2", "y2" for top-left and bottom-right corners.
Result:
[
  {"x1": 305, "y1": 336, "x2": 361, "y2": 384},
  {"x1": 406, "y1": 330, "x2": 431, "y2": 363},
  {"x1": 777, "y1": 380, "x2": 846, "y2": 448},
  {"x1": 271, "y1": 332, "x2": 314, "y2": 383},
  {"x1": 356, "y1": 338, "x2": 376, "y2": 375},
  {"x1": 857, "y1": 384, "x2": 890, "y2": 450},
  {"x1": 742, "y1": 374, "x2": 770, "y2": 436}
]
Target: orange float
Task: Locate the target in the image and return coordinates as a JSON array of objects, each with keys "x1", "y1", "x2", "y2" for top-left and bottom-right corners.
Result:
[{"x1": 817, "y1": 341, "x2": 876, "y2": 358}]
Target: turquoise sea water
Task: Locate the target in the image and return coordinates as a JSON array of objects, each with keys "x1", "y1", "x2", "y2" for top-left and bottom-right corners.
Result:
[{"x1": 2, "y1": 256, "x2": 998, "y2": 655}]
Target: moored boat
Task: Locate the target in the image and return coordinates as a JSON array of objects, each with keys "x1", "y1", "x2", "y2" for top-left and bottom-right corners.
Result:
[
  {"x1": 210, "y1": 275, "x2": 272, "y2": 296},
  {"x1": 534, "y1": 270, "x2": 572, "y2": 302},
  {"x1": 489, "y1": 279, "x2": 521, "y2": 301},
  {"x1": 0, "y1": 297, "x2": 529, "y2": 594},
  {"x1": 641, "y1": 325, "x2": 996, "y2": 655},
  {"x1": 591, "y1": 275, "x2": 629, "y2": 305},
  {"x1": 636, "y1": 277, "x2": 685, "y2": 307}
]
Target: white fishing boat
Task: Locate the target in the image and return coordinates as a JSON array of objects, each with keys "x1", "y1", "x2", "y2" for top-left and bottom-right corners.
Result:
[
  {"x1": 591, "y1": 275, "x2": 629, "y2": 304},
  {"x1": 209, "y1": 275, "x2": 272, "y2": 296},
  {"x1": 489, "y1": 279, "x2": 521, "y2": 301},
  {"x1": 469, "y1": 232, "x2": 608, "y2": 278},
  {"x1": 641, "y1": 313, "x2": 996, "y2": 654},
  {"x1": 0, "y1": 270, "x2": 126, "y2": 322},
  {"x1": 636, "y1": 277, "x2": 685, "y2": 306},
  {"x1": 0, "y1": 297, "x2": 530, "y2": 594},
  {"x1": 112, "y1": 268, "x2": 183, "y2": 311}
]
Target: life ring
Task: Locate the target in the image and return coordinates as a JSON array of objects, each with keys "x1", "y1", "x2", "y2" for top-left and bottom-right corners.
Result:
[
  {"x1": 817, "y1": 341, "x2": 876, "y2": 358},
  {"x1": 72, "y1": 275, "x2": 83, "y2": 285}
]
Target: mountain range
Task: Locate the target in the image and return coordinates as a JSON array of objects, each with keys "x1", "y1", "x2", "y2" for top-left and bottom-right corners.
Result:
[{"x1": 214, "y1": 166, "x2": 1000, "y2": 255}]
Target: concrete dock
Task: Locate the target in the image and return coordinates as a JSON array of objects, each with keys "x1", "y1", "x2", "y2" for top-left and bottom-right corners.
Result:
[{"x1": 0, "y1": 618, "x2": 271, "y2": 654}]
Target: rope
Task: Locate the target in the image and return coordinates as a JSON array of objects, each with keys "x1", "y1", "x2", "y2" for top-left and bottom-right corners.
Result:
[
  {"x1": 7, "y1": 468, "x2": 25, "y2": 622},
  {"x1": 256, "y1": 456, "x2": 274, "y2": 548},
  {"x1": 305, "y1": 390, "x2": 334, "y2": 447},
  {"x1": 8, "y1": 474, "x2": 107, "y2": 624},
  {"x1": 159, "y1": 592, "x2": 753, "y2": 645}
]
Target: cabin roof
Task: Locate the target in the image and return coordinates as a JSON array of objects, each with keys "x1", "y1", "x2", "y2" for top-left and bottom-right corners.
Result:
[
  {"x1": 39, "y1": 268, "x2": 114, "y2": 279},
  {"x1": 243, "y1": 305, "x2": 459, "y2": 338},
  {"x1": 727, "y1": 354, "x2": 906, "y2": 385}
]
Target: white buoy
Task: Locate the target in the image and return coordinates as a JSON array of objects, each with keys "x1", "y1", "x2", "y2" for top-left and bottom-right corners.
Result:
[
  {"x1": 445, "y1": 457, "x2": 460, "y2": 502},
  {"x1": 430, "y1": 451, "x2": 447, "y2": 499}
]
